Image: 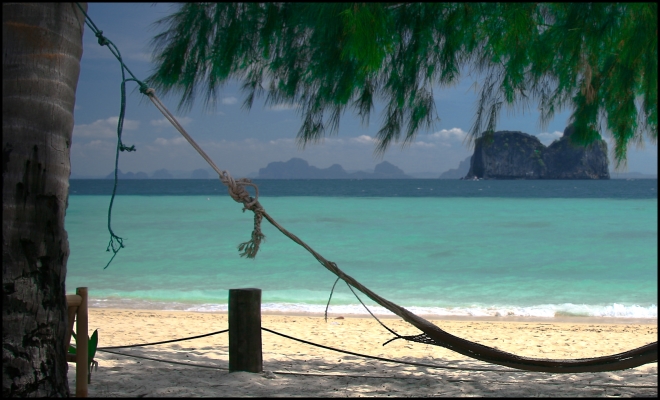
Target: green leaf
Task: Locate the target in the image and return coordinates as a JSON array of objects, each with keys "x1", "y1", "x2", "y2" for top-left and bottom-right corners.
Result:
[
  {"x1": 68, "y1": 329, "x2": 99, "y2": 363},
  {"x1": 89, "y1": 329, "x2": 98, "y2": 361}
]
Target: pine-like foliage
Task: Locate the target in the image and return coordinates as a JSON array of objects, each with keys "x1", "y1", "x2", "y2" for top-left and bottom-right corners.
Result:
[{"x1": 147, "y1": 3, "x2": 657, "y2": 167}]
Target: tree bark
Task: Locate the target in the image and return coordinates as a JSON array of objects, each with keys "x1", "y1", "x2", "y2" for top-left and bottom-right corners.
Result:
[{"x1": 3, "y1": 3, "x2": 86, "y2": 397}]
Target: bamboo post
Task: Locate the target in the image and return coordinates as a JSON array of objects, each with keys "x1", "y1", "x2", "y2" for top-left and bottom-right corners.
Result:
[
  {"x1": 228, "y1": 288, "x2": 263, "y2": 373},
  {"x1": 75, "y1": 287, "x2": 88, "y2": 397}
]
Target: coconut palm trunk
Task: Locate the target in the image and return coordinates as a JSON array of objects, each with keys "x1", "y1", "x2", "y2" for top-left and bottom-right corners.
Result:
[{"x1": 3, "y1": 3, "x2": 86, "y2": 396}]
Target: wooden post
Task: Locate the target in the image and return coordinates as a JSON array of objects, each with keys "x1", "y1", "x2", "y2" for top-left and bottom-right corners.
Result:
[
  {"x1": 228, "y1": 288, "x2": 262, "y2": 373},
  {"x1": 76, "y1": 287, "x2": 88, "y2": 397}
]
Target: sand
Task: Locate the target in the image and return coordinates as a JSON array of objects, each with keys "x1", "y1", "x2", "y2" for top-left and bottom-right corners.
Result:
[{"x1": 68, "y1": 309, "x2": 657, "y2": 397}]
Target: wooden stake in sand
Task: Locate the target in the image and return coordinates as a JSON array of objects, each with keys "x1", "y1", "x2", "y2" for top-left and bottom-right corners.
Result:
[{"x1": 229, "y1": 288, "x2": 263, "y2": 373}]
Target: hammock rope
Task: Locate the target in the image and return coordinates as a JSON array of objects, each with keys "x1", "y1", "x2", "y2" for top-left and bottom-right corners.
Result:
[{"x1": 141, "y1": 87, "x2": 658, "y2": 374}]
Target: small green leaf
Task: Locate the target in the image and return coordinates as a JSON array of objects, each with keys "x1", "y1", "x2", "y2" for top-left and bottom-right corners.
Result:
[
  {"x1": 68, "y1": 329, "x2": 99, "y2": 364},
  {"x1": 89, "y1": 329, "x2": 98, "y2": 361}
]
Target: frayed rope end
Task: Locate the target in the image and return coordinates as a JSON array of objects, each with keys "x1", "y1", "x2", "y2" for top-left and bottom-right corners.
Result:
[{"x1": 238, "y1": 233, "x2": 266, "y2": 258}]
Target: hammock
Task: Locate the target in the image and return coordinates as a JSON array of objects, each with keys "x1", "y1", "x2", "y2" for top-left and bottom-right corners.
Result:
[
  {"x1": 145, "y1": 88, "x2": 658, "y2": 374},
  {"x1": 259, "y1": 208, "x2": 658, "y2": 373}
]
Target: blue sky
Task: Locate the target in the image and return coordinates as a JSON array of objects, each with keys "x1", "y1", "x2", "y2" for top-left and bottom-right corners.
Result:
[{"x1": 72, "y1": 3, "x2": 658, "y2": 178}]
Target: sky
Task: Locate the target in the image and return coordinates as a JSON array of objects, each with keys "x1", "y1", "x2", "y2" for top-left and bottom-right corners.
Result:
[{"x1": 71, "y1": 3, "x2": 658, "y2": 178}]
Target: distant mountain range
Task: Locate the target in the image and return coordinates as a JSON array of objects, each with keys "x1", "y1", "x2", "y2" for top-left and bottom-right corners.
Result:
[
  {"x1": 76, "y1": 161, "x2": 413, "y2": 180},
  {"x1": 73, "y1": 159, "x2": 656, "y2": 180},
  {"x1": 95, "y1": 168, "x2": 212, "y2": 180},
  {"x1": 257, "y1": 158, "x2": 412, "y2": 179}
]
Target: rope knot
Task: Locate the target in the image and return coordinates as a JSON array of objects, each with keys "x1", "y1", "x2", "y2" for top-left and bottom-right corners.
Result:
[
  {"x1": 95, "y1": 30, "x2": 109, "y2": 46},
  {"x1": 220, "y1": 173, "x2": 259, "y2": 209},
  {"x1": 119, "y1": 143, "x2": 136, "y2": 152},
  {"x1": 139, "y1": 85, "x2": 152, "y2": 96},
  {"x1": 218, "y1": 171, "x2": 265, "y2": 258}
]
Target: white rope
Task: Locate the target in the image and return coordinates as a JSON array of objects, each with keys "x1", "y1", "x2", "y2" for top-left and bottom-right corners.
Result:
[{"x1": 144, "y1": 88, "x2": 259, "y2": 210}]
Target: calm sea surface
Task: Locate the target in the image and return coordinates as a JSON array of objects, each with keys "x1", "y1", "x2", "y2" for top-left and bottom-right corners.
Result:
[{"x1": 66, "y1": 179, "x2": 657, "y2": 320}]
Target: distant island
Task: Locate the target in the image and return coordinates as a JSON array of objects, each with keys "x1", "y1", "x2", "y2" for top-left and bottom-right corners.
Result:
[
  {"x1": 99, "y1": 168, "x2": 212, "y2": 179},
  {"x1": 464, "y1": 126, "x2": 610, "y2": 180},
  {"x1": 90, "y1": 161, "x2": 411, "y2": 180},
  {"x1": 438, "y1": 155, "x2": 656, "y2": 180},
  {"x1": 439, "y1": 156, "x2": 471, "y2": 179},
  {"x1": 257, "y1": 158, "x2": 412, "y2": 179}
]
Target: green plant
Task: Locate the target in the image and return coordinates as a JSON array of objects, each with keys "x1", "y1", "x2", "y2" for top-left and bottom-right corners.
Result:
[{"x1": 69, "y1": 329, "x2": 99, "y2": 384}]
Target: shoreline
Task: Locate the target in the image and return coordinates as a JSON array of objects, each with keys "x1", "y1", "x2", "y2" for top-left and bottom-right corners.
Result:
[
  {"x1": 263, "y1": 310, "x2": 659, "y2": 325},
  {"x1": 87, "y1": 305, "x2": 658, "y2": 325}
]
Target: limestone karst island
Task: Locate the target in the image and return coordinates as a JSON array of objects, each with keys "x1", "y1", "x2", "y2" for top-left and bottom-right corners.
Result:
[{"x1": 463, "y1": 126, "x2": 610, "y2": 180}]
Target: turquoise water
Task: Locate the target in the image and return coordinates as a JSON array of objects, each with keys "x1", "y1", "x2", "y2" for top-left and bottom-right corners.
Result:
[{"x1": 65, "y1": 188, "x2": 657, "y2": 319}]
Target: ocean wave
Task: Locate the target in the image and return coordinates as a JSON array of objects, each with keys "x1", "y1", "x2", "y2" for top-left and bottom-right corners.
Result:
[
  {"x1": 87, "y1": 300, "x2": 657, "y2": 319},
  {"x1": 277, "y1": 303, "x2": 657, "y2": 319}
]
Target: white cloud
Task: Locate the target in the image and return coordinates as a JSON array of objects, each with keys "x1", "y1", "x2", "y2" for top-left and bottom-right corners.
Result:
[
  {"x1": 151, "y1": 117, "x2": 192, "y2": 127},
  {"x1": 268, "y1": 138, "x2": 296, "y2": 146},
  {"x1": 73, "y1": 117, "x2": 139, "y2": 138},
  {"x1": 349, "y1": 135, "x2": 377, "y2": 145},
  {"x1": 154, "y1": 137, "x2": 188, "y2": 146},
  {"x1": 321, "y1": 137, "x2": 347, "y2": 146},
  {"x1": 72, "y1": 140, "x2": 115, "y2": 150},
  {"x1": 70, "y1": 140, "x2": 117, "y2": 176},
  {"x1": 429, "y1": 127, "x2": 468, "y2": 141},
  {"x1": 268, "y1": 103, "x2": 298, "y2": 111},
  {"x1": 536, "y1": 131, "x2": 563, "y2": 146},
  {"x1": 410, "y1": 141, "x2": 436, "y2": 149},
  {"x1": 221, "y1": 97, "x2": 238, "y2": 105}
]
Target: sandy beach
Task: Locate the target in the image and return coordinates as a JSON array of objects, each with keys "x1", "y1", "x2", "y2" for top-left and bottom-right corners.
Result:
[{"x1": 68, "y1": 309, "x2": 657, "y2": 397}]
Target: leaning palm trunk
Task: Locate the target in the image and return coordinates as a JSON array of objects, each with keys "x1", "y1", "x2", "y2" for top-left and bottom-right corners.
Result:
[{"x1": 3, "y1": 3, "x2": 86, "y2": 397}]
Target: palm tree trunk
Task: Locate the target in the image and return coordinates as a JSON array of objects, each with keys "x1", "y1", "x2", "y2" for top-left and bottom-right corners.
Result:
[{"x1": 3, "y1": 3, "x2": 86, "y2": 396}]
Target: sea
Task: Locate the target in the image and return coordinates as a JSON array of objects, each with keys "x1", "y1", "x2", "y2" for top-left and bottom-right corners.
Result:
[{"x1": 65, "y1": 179, "x2": 658, "y2": 321}]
